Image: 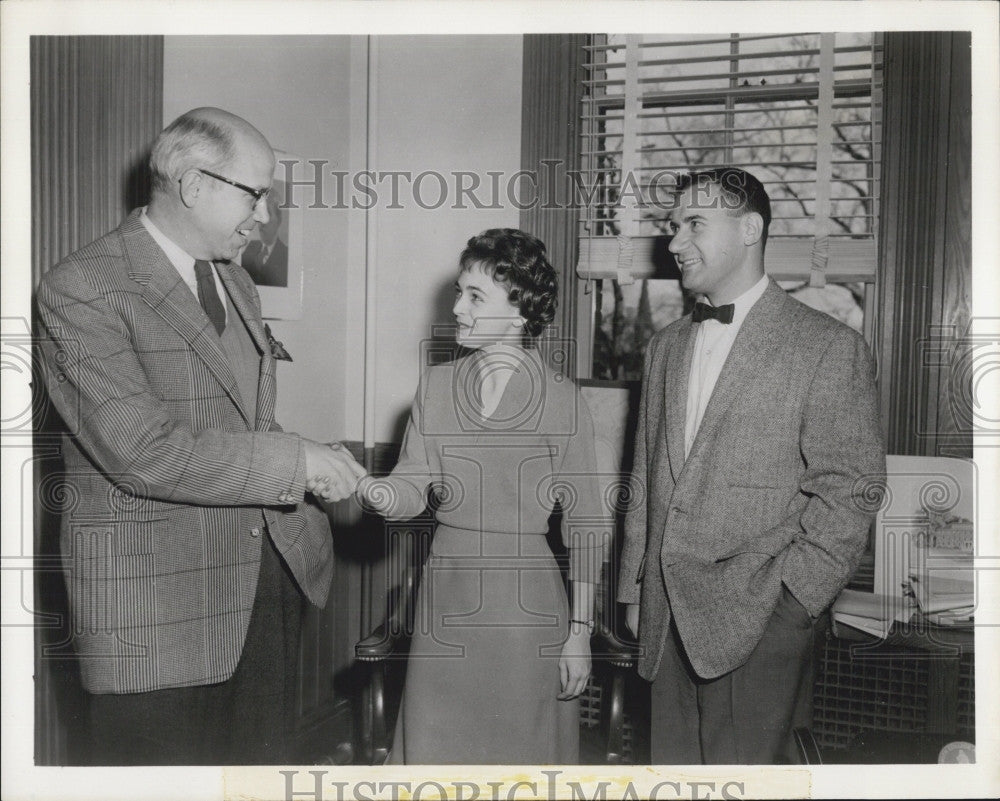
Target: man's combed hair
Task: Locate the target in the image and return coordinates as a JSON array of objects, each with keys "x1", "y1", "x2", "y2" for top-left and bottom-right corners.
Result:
[
  {"x1": 149, "y1": 113, "x2": 237, "y2": 195},
  {"x1": 459, "y1": 228, "x2": 558, "y2": 341},
  {"x1": 675, "y1": 167, "x2": 772, "y2": 248}
]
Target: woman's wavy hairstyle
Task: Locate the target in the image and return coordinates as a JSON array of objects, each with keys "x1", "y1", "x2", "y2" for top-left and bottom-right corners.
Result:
[{"x1": 458, "y1": 228, "x2": 558, "y2": 343}]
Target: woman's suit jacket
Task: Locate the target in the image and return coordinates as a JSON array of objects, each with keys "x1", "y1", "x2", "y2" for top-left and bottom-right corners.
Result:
[
  {"x1": 36, "y1": 209, "x2": 332, "y2": 694},
  {"x1": 618, "y1": 280, "x2": 885, "y2": 680}
]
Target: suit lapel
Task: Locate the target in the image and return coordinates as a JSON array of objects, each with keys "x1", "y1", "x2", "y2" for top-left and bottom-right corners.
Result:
[
  {"x1": 662, "y1": 319, "x2": 695, "y2": 483},
  {"x1": 120, "y1": 212, "x2": 252, "y2": 427},
  {"x1": 217, "y1": 262, "x2": 274, "y2": 430},
  {"x1": 684, "y1": 281, "x2": 788, "y2": 463},
  {"x1": 217, "y1": 263, "x2": 268, "y2": 355}
]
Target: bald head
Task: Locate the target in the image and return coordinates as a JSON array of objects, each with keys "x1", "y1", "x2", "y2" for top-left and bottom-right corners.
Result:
[
  {"x1": 146, "y1": 107, "x2": 276, "y2": 262},
  {"x1": 149, "y1": 107, "x2": 272, "y2": 197}
]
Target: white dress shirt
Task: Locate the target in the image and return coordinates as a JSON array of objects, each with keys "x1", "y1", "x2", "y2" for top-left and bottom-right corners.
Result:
[
  {"x1": 683, "y1": 274, "x2": 769, "y2": 458},
  {"x1": 140, "y1": 208, "x2": 228, "y2": 324}
]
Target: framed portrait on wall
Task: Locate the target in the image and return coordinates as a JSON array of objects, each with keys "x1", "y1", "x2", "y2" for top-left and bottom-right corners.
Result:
[{"x1": 237, "y1": 150, "x2": 303, "y2": 319}]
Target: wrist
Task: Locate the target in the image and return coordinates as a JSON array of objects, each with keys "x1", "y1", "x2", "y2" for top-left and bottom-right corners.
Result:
[
  {"x1": 355, "y1": 474, "x2": 373, "y2": 501},
  {"x1": 356, "y1": 475, "x2": 387, "y2": 513},
  {"x1": 569, "y1": 618, "x2": 594, "y2": 635}
]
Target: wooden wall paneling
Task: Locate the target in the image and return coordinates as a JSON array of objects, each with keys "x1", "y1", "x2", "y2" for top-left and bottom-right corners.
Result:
[
  {"x1": 937, "y1": 35, "x2": 973, "y2": 457},
  {"x1": 294, "y1": 495, "x2": 363, "y2": 763},
  {"x1": 922, "y1": 37, "x2": 951, "y2": 455},
  {"x1": 31, "y1": 35, "x2": 164, "y2": 766},
  {"x1": 876, "y1": 33, "x2": 917, "y2": 453},
  {"x1": 306, "y1": 442, "x2": 408, "y2": 763},
  {"x1": 30, "y1": 36, "x2": 162, "y2": 284},
  {"x1": 520, "y1": 35, "x2": 586, "y2": 379},
  {"x1": 876, "y1": 33, "x2": 971, "y2": 458}
]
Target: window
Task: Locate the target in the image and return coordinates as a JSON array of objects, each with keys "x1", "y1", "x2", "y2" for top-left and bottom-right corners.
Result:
[{"x1": 576, "y1": 33, "x2": 883, "y2": 380}]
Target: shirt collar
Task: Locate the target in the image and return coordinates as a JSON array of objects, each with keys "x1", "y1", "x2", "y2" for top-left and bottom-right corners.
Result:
[
  {"x1": 700, "y1": 273, "x2": 769, "y2": 328},
  {"x1": 139, "y1": 207, "x2": 197, "y2": 276}
]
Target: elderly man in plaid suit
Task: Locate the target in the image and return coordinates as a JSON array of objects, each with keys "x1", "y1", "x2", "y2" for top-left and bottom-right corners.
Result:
[{"x1": 36, "y1": 107, "x2": 366, "y2": 765}]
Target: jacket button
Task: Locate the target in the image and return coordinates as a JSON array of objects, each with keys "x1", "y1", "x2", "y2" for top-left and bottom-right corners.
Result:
[{"x1": 250, "y1": 527, "x2": 261, "y2": 538}]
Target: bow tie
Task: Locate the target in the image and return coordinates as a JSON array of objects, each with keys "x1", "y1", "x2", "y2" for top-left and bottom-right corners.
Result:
[{"x1": 692, "y1": 302, "x2": 735, "y2": 324}]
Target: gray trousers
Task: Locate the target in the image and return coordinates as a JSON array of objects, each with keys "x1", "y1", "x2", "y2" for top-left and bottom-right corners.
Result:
[
  {"x1": 650, "y1": 585, "x2": 822, "y2": 764},
  {"x1": 84, "y1": 532, "x2": 303, "y2": 765}
]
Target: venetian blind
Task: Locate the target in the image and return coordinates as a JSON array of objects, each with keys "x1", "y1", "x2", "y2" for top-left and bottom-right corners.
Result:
[{"x1": 576, "y1": 33, "x2": 883, "y2": 285}]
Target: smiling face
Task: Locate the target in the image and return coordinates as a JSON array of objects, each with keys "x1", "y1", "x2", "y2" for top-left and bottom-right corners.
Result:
[
  {"x1": 189, "y1": 134, "x2": 275, "y2": 262},
  {"x1": 452, "y1": 262, "x2": 526, "y2": 348},
  {"x1": 667, "y1": 180, "x2": 762, "y2": 305}
]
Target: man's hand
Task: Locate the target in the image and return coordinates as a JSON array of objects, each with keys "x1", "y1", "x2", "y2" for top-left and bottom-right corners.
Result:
[
  {"x1": 303, "y1": 441, "x2": 367, "y2": 503},
  {"x1": 625, "y1": 603, "x2": 640, "y2": 638}
]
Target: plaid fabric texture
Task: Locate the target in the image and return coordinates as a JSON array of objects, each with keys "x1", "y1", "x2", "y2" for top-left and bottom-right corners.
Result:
[{"x1": 36, "y1": 210, "x2": 332, "y2": 693}]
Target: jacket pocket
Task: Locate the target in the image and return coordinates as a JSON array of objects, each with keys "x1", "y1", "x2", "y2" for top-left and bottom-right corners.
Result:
[
  {"x1": 69, "y1": 519, "x2": 163, "y2": 557},
  {"x1": 711, "y1": 486, "x2": 794, "y2": 559}
]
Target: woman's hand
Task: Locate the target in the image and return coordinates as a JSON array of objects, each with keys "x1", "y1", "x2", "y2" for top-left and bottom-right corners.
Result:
[
  {"x1": 355, "y1": 473, "x2": 395, "y2": 515},
  {"x1": 557, "y1": 626, "x2": 592, "y2": 700}
]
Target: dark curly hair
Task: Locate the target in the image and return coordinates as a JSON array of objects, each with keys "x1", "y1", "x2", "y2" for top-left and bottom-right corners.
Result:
[{"x1": 458, "y1": 228, "x2": 558, "y2": 342}]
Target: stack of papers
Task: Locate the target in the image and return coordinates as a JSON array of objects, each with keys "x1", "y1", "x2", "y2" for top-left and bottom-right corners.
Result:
[
  {"x1": 832, "y1": 589, "x2": 914, "y2": 639},
  {"x1": 906, "y1": 546, "x2": 974, "y2": 626}
]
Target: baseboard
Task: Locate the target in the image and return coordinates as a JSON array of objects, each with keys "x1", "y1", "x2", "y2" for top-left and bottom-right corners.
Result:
[{"x1": 293, "y1": 698, "x2": 354, "y2": 765}]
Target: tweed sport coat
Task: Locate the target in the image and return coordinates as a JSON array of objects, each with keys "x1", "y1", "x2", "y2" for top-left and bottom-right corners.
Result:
[
  {"x1": 617, "y1": 280, "x2": 885, "y2": 681},
  {"x1": 36, "y1": 209, "x2": 333, "y2": 694}
]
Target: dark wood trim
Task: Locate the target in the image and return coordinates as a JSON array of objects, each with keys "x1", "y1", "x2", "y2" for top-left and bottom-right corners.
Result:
[
  {"x1": 293, "y1": 697, "x2": 354, "y2": 764},
  {"x1": 31, "y1": 35, "x2": 165, "y2": 766},
  {"x1": 342, "y1": 441, "x2": 401, "y2": 475},
  {"x1": 520, "y1": 34, "x2": 587, "y2": 379},
  {"x1": 875, "y1": 32, "x2": 972, "y2": 458},
  {"x1": 30, "y1": 36, "x2": 164, "y2": 286},
  {"x1": 577, "y1": 378, "x2": 636, "y2": 391}
]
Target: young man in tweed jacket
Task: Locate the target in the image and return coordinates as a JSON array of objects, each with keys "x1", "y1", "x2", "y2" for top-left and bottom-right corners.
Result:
[{"x1": 618, "y1": 168, "x2": 885, "y2": 764}]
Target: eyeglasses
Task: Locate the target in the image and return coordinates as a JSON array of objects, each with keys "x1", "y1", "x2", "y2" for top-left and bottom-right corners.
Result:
[{"x1": 197, "y1": 168, "x2": 270, "y2": 206}]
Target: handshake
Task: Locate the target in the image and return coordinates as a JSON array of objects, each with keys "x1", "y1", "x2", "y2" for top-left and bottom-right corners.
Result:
[{"x1": 302, "y1": 440, "x2": 368, "y2": 503}]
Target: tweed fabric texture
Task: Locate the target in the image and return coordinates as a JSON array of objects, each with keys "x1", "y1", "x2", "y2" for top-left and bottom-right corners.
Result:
[
  {"x1": 618, "y1": 280, "x2": 885, "y2": 681},
  {"x1": 36, "y1": 209, "x2": 332, "y2": 694}
]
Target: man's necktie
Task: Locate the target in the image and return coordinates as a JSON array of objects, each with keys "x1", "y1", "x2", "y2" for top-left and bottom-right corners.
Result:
[
  {"x1": 692, "y1": 301, "x2": 735, "y2": 324},
  {"x1": 194, "y1": 259, "x2": 226, "y2": 335}
]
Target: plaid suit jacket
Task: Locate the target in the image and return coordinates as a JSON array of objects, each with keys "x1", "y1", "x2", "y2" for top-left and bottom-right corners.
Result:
[
  {"x1": 36, "y1": 209, "x2": 333, "y2": 694},
  {"x1": 617, "y1": 280, "x2": 885, "y2": 680}
]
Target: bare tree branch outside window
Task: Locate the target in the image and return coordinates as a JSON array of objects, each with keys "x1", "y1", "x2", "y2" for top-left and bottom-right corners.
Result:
[{"x1": 582, "y1": 33, "x2": 882, "y2": 380}]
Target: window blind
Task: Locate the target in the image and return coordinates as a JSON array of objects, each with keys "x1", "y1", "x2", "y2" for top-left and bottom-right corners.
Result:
[{"x1": 576, "y1": 33, "x2": 883, "y2": 284}]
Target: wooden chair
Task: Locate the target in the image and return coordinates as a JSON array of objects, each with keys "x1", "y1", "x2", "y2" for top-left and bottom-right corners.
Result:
[
  {"x1": 579, "y1": 383, "x2": 642, "y2": 763},
  {"x1": 353, "y1": 516, "x2": 429, "y2": 766}
]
